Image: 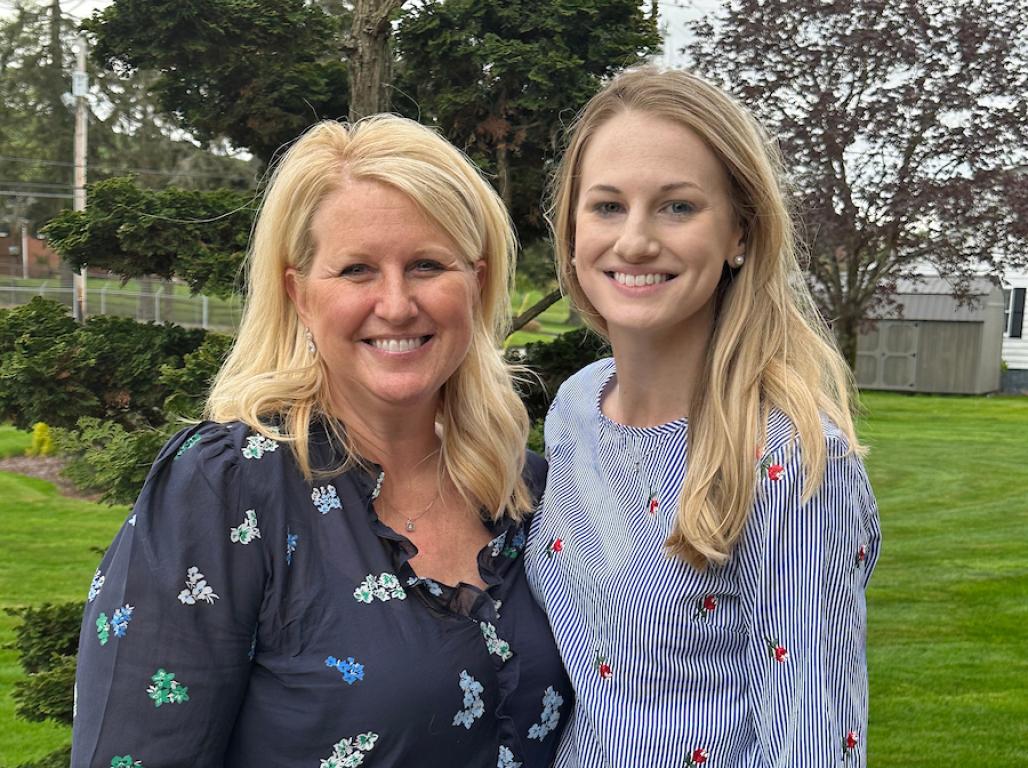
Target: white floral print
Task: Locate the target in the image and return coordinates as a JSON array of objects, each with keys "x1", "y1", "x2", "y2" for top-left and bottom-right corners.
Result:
[
  {"x1": 320, "y1": 731, "x2": 379, "y2": 768},
  {"x1": 87, "y1": 568, "x2": 105, "y2": 603},
  {"x1": 480, "y1": 621, "x2": 513, "y2": 661},
  {"x1": 177, "y1": 566, "x2": 219, "y2": 605},
  {"x1": 241, "y1": 434, "x2": 278, "y2": 460},
  {"x1": 353, "y1": 573, "x2": 406, "y2": 603},
  {"x1": 452, "y1": 670, "x2": 485, "y2": 729},
  {"x1": 312, "y1": 485, "x2": 342, "y2": 514},
  {"x1": 230, "y1": 509, "x2": 261, "y2": 544},
  {"x1": 497, "y1": 745, "x2": 522, "y2": 768},
  {"x1": 527, "y1": 686, "x2": 564, "y2": 740}
]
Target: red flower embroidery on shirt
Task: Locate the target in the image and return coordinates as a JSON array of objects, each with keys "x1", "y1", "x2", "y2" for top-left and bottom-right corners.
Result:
[
  {"x1": 855, "y1": 544, "x2": 867, "y2": 566},
  {"x1": 765, "y1": 636, "x2": 789, "y2": 663},
  {"x1": 546, "y1": 538, "x2": 563, "y2": 558},
  {"x1": 758, "y1": 451, "x2": 784, "y2": 481},
  {"x1": 842, "y1": 730, "x2": 859, "y2": 763},
  {"x1": 693, "y1": 594, "x2": 718, "y2": 620},
  {"x1": 647, "y1": 495, "x2": 659, "y2": 515},
  {"x1": 593, "y1": 651, "x2": 612, "y2": 680},
  {"x1": 685, "y1": 748, "x2": 708, "y2": 766}
]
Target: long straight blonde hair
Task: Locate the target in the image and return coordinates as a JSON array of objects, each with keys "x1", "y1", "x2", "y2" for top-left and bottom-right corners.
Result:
[
  {"x1": 548, "y1": 67, "x2": 862, "y2": 567},
  {"x1": 207, "y1": 115, "x2": 533, "y2": 520}
]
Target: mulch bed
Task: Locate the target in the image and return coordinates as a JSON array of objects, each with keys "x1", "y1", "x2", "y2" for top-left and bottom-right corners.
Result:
[{"x1": 0, "y1": 455, "x2": 102, "y2": 501}]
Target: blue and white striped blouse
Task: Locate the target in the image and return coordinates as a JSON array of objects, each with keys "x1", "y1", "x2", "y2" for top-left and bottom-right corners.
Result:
[{"x1": 526, "y1": 359, "x2": 882, "y2": 768}]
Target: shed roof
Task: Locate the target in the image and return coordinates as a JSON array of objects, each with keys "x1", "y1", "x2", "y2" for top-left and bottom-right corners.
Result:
[{"x1": 870, "y1": 278, "x2": 1005, "y2": 322}]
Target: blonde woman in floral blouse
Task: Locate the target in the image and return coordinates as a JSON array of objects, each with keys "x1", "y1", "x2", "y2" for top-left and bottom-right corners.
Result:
[
  {"x1": 72, "y1": 115, "x2": 570, "y2": 767},
  {"x1": 526, "y1": 67, "x2": 881, "y2": 767}
]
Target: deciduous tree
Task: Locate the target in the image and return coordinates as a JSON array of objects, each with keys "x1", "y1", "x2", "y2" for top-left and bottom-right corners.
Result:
[{"x1": 686, "y1": 0, "x2": 1028, "y2": 365}]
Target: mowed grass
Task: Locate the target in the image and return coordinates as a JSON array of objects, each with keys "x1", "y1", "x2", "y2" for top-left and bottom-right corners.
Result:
[
  {"x1": 0, "y1": 393, "x2": 1025, "y2": 764},
  {"x1": 858, "y1": 392, "x2": 1028, "y2": 766},
  {"x1": 0, "y1": 469, "x2": 128, "y2": 766}
]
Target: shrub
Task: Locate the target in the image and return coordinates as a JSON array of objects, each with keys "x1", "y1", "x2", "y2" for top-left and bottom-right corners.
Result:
[
  {"x1": 4, "y1": 602, "x2": 80, "y2": 725},
  {"x1": 26, "y1": 422, "x2": 55, "y2": 457},
  {"x1": 160, "y1": 331, "x2": 234, "y2": 419},
  {"x1": 0, "y1": 299, "x2": 208, "y2": 430},
  {"x1": 513, "y1": 327, "x2": 610, "y2": 424},
  {"x1": 54, "y1": 418, "x2": 179, "y2": 505}
]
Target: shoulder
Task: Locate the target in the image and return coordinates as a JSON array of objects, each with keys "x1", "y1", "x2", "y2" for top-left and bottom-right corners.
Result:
[
  {"x1": 552, "y1": 357, "x2": 614, "y2": 406},
  {"x1": 138, "y1": 420, "x2": 300, "y2": 531},
  {"x1": 763, "y1": 408, "x2": 855, "y2": 462},
  {"x1": 522, "y1": 449, "x2": 548, "y2": 501},
  {"x1": 546, "y1": 359, "x2": 608, "y2": 456}
]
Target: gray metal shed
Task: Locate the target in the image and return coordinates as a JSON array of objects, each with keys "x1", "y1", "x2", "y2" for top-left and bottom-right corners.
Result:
[{"x1": 855, "y1": 278, "x2": 1006, "y2": 394}]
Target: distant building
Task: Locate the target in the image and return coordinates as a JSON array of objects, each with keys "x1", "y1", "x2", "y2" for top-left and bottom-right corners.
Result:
[
  {"x1": 0, "y1": 233, "x2": 62, "y2": 278},
  {"x1": 855, "y1": 278, "x2": 1006, "y2": 395},
  {"x1": 1001, "y1": 271, "x2": 1028, "y2": 392}
]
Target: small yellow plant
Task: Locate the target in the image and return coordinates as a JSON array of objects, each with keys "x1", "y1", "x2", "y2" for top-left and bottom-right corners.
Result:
[{"x1": 26, "y1": 422, "x2": 54, "y2": 457}]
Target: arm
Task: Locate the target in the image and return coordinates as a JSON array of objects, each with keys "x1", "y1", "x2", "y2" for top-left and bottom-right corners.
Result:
[
  {"x1": 72, "y1": 425, "x2": 267, "y2": 768},
  {"x1": 742, "y1": 434, "x2": 881, "y2": 767}
]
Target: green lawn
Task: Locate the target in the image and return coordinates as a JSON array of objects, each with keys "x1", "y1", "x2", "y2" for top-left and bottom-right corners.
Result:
[
  {"x1": 0, "y1": 473, "x2": 128, "y2": 766},
  {"x1": 0, "y1": 425, "x2": 31, "y2": 459},
  {"x1": 859, "y1": 392, "x2": 1028, "y2": 765},
  {"x1": 0, "y1": 392, "x2": 1025, "y2": 765}
]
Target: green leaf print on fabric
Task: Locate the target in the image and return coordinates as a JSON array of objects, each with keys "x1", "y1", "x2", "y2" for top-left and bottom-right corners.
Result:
[{"x1": 146, "y1": 669, "x2": 189, "y2": 707}]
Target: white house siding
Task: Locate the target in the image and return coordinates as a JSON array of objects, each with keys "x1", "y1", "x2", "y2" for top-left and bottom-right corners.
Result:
[{"x1": 1002, "y1": 272, "x2": 1028, "y2": 371}]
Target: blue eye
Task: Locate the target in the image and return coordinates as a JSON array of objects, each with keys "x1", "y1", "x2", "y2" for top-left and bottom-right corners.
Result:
[
  {"x1": 339, "y1": 263, "x2": 369, "y2": 277},
  {"x1": 412, "y1": 259, "x2": 444, "y2": 272},
  {"x1": 593, "y1": 201, "x2": 623, "y2": 216},
  {"x1": 666, "y1": 201, "x2": 695, "y2": 216}
]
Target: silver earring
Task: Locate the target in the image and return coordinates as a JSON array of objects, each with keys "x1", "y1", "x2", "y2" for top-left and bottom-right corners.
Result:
[
  {"x1": 304, "y1": 327, "x2": 317, "y2": 355},
  {"x1": 733, "y1": 254, "x2": 745, "y2": 267}
]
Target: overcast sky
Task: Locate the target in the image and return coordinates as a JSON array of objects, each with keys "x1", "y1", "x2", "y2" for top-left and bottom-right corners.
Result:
[{"x1": 5, "y1": 0, "x2": 718, "y2": 67}]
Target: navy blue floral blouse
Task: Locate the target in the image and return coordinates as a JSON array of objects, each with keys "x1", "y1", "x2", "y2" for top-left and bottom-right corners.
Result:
[{"x1": 71, "y1": 420, "x2": 571, "y2": 768}]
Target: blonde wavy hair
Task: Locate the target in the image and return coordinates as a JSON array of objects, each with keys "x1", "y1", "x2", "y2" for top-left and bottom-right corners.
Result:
[
  {"x1": 548, "y1": 67, "x2": 863, "y2": 567},
  {"x1": 207, "y1": 115, "x2": 533, "y2": 520}
]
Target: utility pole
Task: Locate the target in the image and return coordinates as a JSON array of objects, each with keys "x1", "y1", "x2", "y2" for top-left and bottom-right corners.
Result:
[{"x1": 72, "y1": 32, "x2": 88, "y2": 320}]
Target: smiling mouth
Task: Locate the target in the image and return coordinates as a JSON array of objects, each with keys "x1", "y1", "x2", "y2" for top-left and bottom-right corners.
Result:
[
  {"x1": 365, "y1": 336, "x2": 431, "y2": 353},
  {"x1": 608, "y1": 271, "x2": 673, "y2": 287}
]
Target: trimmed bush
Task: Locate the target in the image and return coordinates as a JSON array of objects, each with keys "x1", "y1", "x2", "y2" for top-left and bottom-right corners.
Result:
[{"x1": 26, "y1": 422, "x2": 55, "y2": 457}]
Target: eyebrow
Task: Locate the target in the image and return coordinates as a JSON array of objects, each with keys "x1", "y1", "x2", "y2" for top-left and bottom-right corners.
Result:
[{"x1": 584, "y1": 181, "x2": 701, "y2": 194}]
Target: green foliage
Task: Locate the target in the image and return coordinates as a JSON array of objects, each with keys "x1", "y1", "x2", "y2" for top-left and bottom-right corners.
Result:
[
  {"x1": 0, "y1": 299, "x2": 208, "y2": 430},
  {"x1": 14, "y1": 745, "x2": 73, "y2": 768},
  {"x1": 0, "y1": 298, "x2": 98, "y2": 430},
  {"x1": 54, "y1": 418, "x2": 177, "y2": 505},
  {"x1": 160, "y1": 332, "x2": 235, "y2": 418},
  {"x1": 83, "y1": 0, "x2": 351, "y2": 162},
  {"x1": 514, "y1": 327, "x2": 609, "y2": 423},
  {"x1": 42, "y1": 177, "x2": 254, "y2": 299},
  {"x1": 395, "y1": 0, "x2": 661, "y2": 243},
  {"x1": 4, "y1": 603, "x2": 80, "y2": 727},
  {"x1": 0, "y1": 2, "x2": 256, "y2": 236},
  {"x1": 26, "y1": 423, "x2": 54, "y2": 457}
]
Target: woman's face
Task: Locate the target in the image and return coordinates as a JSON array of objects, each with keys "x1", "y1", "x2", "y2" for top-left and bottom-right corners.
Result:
[
  {"x1": 572, "y1": 110, "x2": 743, "y2": 347},
  {"x1": 287, "y1": 179, "x2": 484, "y2": 421}
]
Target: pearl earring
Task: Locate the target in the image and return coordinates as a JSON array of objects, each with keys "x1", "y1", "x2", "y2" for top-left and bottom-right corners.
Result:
[
  {"x1": 733, "y1": 254, "x2": 745, "y2": 267},
  {"x1": 304, "y1": 327, "x2": 317, "y2": 355}
]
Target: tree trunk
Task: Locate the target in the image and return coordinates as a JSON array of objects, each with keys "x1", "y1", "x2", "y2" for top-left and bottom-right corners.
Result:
[
  {"x1": 832, "y1": 310, "x2": 859, "y2": 372},
  {"x1": 346, "y1": 0, "x2": 406, "y2": 120},
  {"x1": 496, "y1": 140, "x2": 512, "y2": 211},
  {"x1": 510, "y1": 288, "x2": 562, "y2": 334},
  {"x1": 51, "y1": 0, "x2": 75, "y2": 311}
]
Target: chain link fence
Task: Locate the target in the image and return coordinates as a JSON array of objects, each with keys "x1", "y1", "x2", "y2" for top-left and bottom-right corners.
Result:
[{"x1": 0, "y1": 280, "x2": 243, "y2": 331}]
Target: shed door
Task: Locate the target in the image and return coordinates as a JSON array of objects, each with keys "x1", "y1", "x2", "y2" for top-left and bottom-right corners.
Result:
[{"x1": 856, "y1": 321, "x2": 918, "y2": 390}]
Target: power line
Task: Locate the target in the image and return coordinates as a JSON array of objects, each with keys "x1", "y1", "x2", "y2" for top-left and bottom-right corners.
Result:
[{"x1": 0, "y1": 154, "x2": 254, "y2": 182}]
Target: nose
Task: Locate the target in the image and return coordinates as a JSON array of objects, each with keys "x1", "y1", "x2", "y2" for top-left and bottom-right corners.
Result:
[
  {"x1": 612, "y1": 213, "x2": 659, "y2": 262},
  {"x1": 374, "y1": 271, "x2": 418, "y2": 324}
]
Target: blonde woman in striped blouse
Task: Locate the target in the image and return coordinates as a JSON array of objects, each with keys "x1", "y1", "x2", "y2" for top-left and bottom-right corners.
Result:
[{"x1": 526, "y1": 67, "x2": 881, "y2": 767}]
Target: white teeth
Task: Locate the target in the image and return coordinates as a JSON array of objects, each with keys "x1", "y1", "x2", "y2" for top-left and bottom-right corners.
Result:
[
  {"x1": 369, "y1": 337, "x2": 426, "y2": 352},
  {"x1": 612, "y1": 272, "x2": 669, "y2": 287}
]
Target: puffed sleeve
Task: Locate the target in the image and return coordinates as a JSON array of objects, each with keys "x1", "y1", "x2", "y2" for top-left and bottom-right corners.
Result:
[
  {"x1": 71, "y1": 423, "x2": 270, "y2": 768},
  {"x1": 739, "y1": 423, "x2": 881, "y2": 767}
]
